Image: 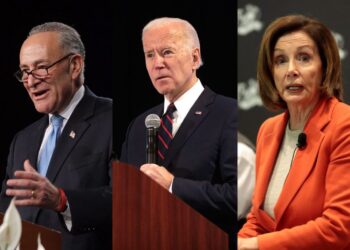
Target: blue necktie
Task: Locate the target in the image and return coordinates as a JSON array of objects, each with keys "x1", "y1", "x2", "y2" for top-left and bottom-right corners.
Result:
[
  {"x1": 38, "y1": 115, "x2": 64, "y2": 176},
  {"x1": 157, "y1": 103, "x2": 176, "y2": 162}
]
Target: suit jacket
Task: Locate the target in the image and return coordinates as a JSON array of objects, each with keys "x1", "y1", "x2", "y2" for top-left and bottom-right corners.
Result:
[
  {"x1": 238, "y1": 97, "x2": 350, "y2": 250},
  {"x1": 121, "y1": 87, "x2": 237, "y2": 235},
  {"x1": 0, "y1": 87, "x2": 112, "y2": 250}
]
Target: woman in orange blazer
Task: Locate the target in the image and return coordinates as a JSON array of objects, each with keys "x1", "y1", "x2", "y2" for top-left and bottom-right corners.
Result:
[{"x1": 238, "y1": 15, "x2": 350, "y2": 250}]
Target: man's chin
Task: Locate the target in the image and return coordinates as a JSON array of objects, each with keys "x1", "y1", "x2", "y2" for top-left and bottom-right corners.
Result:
[
  {"x1": 34, "y1": 103, "x2": 52, "y2": 114},
  {"x1": 159, "y1": 90, "x2": 169, "y2": 95},
  {"x1": 157, "y1": 86, "x2": 173, "y2": 95}
]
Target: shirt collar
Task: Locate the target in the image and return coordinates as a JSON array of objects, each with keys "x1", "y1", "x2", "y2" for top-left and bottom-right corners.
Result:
[
  {"x1": 49, "y1": 85, "x2": 85, "y2": 122},
  {"x1": 163, "y1": 79, "x2": 204, "y2": 116}
]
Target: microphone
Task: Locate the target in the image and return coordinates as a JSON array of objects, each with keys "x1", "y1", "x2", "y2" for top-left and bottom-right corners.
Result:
[
  {"x1": 296, "y1": 132, "x2": 307, "y2": 149},
  {"x1": 145, "y1": 114, "x2": 161, "y2": 163}
]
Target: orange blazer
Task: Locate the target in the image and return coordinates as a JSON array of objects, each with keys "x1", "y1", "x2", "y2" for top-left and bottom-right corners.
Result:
[{"x1": 239, "y1": 97, "x2": 350, "y2": 250}]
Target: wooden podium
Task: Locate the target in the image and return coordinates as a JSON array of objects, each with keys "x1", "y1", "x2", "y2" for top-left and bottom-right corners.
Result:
[
  {"x1": 113, "y1": 161, "x2": 229, "y2": 250},
  {"x1": 0, "y1": 213, "x2": 61, "y2": 250}
]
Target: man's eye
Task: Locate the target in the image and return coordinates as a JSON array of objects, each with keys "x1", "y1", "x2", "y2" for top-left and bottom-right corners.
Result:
[
  {"x1": 37, "y1": 65, "x2": 48, "y2": 69},
  {"x1": 163, "y1": 50, "x2": 173, "y2": 56}
]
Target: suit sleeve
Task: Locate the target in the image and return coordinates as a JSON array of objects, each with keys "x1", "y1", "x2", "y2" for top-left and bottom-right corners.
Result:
[
  {"x1": 63, "y1": 149, "x2": 113, "y2": 233},
  {"x1": 0, "y1": 133, "x2": 18, "y2": 213},
  {"x1": 64, "y1": 185, "x2": 112, "y2": 233},
  {"x1": 172, "y1": 105, "x2": 236, "y2": 233}
]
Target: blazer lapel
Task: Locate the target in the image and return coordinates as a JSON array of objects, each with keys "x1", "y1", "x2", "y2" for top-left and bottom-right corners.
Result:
[
  {"x1": 45, "y1": 88, "x2": 95, "y2": 182},
  {"x1": 274, "y1": 98, "x2": 333, "y2": 222},
  {"x1": 255, "y1": 113, "x2": 288, "y2": 211},
  {"x1": 162, "y1": 87, "x2": 214, "y2": 169},
  {"x1": 27, "y1": 117, "x2": 48, "y2": 170}
]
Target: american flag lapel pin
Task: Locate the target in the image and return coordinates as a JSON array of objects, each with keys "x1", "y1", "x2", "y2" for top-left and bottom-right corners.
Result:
[
  {"x1": 195, "y1": 111, "x2": 202, "y2": 115},
  {"x1": 69, "y1": 131, "x2": 76, "y2": 139}
]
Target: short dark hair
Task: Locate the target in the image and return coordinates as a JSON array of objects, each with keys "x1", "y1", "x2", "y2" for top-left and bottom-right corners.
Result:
[{"x1": 257, "y1": 14, "x2": 343, "y2": 111}]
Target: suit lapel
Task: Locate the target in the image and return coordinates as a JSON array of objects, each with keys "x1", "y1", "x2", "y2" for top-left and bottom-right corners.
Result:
[
  {"x1": 162, "y1": 88, "x2": 214, "y2": 169},
  {"x1": 274, "y1": 98, "x2": 334, "y2": 222},
  {"x1": 256, "y1": 113, "x2": 288, "y2": 210},
  {"x1": 45, "y1": 88, "x2": 95, "y2": 182},
  {"x1": 27, "y1": 117, "x2": 48, "y2": 170}
]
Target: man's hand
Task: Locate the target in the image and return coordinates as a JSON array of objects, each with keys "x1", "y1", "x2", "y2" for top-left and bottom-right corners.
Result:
[
  {"x1": 6, "y1": 159, "x2": 61, "y2": 210},
  {"x1": 140, "y1": 163, "x2": 174, "y2": 190}
]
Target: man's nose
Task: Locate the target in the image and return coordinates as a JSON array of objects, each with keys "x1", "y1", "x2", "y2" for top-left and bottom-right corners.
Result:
[
  {"x1": 153, "y1": 54, "x2": 165, "y2": 69},
  {"x1": 26, "y1": 74, "x2": 41, "y2": 88}
]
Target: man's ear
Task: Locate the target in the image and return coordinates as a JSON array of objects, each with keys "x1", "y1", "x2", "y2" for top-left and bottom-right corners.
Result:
[
  {"x1": 70, "y1": 54, "x2": 84, "y2": 80},
  {"x1": 192, "y1": 48, "x2": 201, "y2": 70}
]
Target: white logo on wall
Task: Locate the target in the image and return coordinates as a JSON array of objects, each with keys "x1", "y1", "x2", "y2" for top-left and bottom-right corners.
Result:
[
  {"x1": 332, "y1": 31, "x2": 347, "y2": 60},
  {"x1": 238, "y1": 78, "x2": 263, "y2": 110},
  {"x1": 238, "y1": 4, "x2": 263, "y2": 36}
]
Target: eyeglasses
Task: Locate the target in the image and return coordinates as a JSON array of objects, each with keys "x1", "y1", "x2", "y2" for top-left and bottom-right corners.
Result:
[{"x1": 14, "y1": 53, "x2": 74, "y2": 83}]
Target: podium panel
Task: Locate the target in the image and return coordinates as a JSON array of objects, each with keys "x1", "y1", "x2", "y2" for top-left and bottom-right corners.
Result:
[
  {"x1": 113, "y1": 161, "x2": 228, "y2": 250},
  {"x1": 0, "y1": 213, "x2": 61, "y2": 250}
]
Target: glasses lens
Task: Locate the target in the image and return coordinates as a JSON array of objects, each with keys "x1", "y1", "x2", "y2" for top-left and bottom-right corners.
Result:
[
  {"x1": 14, "y1": 68, "x2": 49, "y2": 83},
  {"x1": 32, "y1": 68, "x2": 48, "y2": 78},
  {"x1": 14, "y1": 70, "x2": 24, "y2": 82},
  {"x1": 14, "y1": 54, "x2": 73, "y2": 83}
]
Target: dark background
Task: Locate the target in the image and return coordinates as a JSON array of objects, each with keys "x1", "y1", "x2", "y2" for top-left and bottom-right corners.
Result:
[
  {"x1": 117, "y1": 0, "x2": 237, "y2": 158},
  {"x1": 0, "y1": 1, "x2": 236, "y2": 185},
  {"x1": 0, "y1": 1, "x2": 113, "y2": 181},
  {"x1": 238, "y1": 0, "x2": 350, "y2": 144}
]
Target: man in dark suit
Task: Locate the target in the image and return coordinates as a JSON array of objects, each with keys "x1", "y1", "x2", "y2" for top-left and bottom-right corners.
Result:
[
  {"x1": 0, "y1": 22, "x2": 112, "y2": 250},
  {"x1": 121, "y1": 17, "x2": 236, "y2": 247}
]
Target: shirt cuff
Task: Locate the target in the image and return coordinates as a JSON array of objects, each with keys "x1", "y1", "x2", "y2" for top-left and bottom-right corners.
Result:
[
  {"x1": 168, "y1": 178, "x2": 174, "y2": 193},
  {"x1": 61, "y1": 201, "x2": 72, "y2": 231}
]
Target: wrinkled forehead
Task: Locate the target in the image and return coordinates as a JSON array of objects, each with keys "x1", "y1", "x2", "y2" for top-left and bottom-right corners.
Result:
[
  {"x1": 276, "y1": 31, "x2": 316, "y2": 47},
  {"x1": 20, "y1": 32, "x2": 62, "y2": 65},
  {"x1": 143, "y1": 24, "x2": 188, "y2": 50}
]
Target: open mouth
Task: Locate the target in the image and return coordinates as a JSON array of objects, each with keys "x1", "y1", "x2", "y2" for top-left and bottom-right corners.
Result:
[
  {"x1": 32, "y1": 89, "x2": 49, "y2": 99},
  {"x1": 156, "y1": 75, "x2": 170, "y2": 81},
  {"x1": 286, "y1": 84, "x2": 303, "y2": 91},
  {"x1": 287, "y1": 86, "x2": 303, "y2": 90}
]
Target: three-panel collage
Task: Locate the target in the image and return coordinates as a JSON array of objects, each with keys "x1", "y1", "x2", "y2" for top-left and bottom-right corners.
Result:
[{"x1": 0, "y1": 0, "x2": 350, "y2": 249}]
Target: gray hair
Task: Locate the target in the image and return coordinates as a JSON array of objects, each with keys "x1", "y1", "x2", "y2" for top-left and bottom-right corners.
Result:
[
  {"x1": 142, "y1": 17, "x2": 203, "y2": 67},
  {"x1": 29, "y1": 22, "x2": 86, "y2": 83}
]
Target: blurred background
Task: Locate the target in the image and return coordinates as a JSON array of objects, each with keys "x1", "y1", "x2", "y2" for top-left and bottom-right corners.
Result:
[{"x1": 238, "y1": 0, "x2": 350, "y2": 144}]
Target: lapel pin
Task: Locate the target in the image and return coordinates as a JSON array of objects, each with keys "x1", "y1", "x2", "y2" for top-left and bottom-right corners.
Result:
[
  {"x1": 69, "y1": 131, "x2": 76, "y2": 139},
  {"x1": 195, "y1": 111, "x2": 202, "y2": 115}
]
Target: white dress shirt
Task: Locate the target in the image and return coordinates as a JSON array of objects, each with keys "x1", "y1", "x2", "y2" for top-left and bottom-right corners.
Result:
[
  {"x1": 38, "y1": 85, "x2": 85, "y2": 230},
  {"x1": 163, "y1": 79, "x2": 204, "y2": 136},
  {"x1": 163, "y1": 79, "x2": 204, "y2": 192}
]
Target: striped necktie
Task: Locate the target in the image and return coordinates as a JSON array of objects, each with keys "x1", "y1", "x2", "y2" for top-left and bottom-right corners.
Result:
[{"x1": 157, "y1": 103, "x2": 176, "y2": 162}]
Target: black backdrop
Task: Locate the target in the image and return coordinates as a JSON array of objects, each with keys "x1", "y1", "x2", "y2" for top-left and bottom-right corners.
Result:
[
  {"x1": 0, "y1": 1, "x2": 236, "y2": 185},
  {"x1": 0, "y1": 1, "x2": 113, "y2": 181},
  {"x1": 116, "y1": 0, "x2": 236, "y2": 158}
]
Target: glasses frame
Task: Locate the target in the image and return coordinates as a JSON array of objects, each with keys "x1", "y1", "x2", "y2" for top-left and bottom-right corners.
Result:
[{"x1": 14, "y1": 53, "x2": 75, "y2": 83}]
